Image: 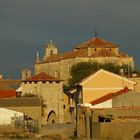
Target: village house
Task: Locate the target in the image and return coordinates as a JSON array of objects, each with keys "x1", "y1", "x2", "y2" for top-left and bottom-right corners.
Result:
[
  {"x1": 77, "y1": 88, "x2": 140, "y2": 140},
  {"x1": 74, "y1": 69, "x2": 136, "y2": 104},
  {"x1": 90, "y1": 87, "x2": 140, "y2": 108}
]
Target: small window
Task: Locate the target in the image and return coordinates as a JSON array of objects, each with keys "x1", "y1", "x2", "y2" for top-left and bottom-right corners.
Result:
[
  {"x1": 110, "y1": 49, "x2": 111, "y2": 51},
  {"x1": 95, "y1": 48, "x2": 96, "y2": 51},
  {"x1": 63, "y1": 105, "x2": 66, "y2": 109},
  {"x1": 50, "y1": 50, "x2": 53, "y2": 56}
]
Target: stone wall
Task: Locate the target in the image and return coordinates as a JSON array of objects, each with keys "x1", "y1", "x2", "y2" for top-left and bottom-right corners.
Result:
[
  {"x1": 130, "y1": 78, "x2": 140, "y2": 93},
  {"x1": 77, "y1": 106, "x2": 140, "y2": 140},
  {"x1": 99, "y1": 122, "x2": 140, "y2": 140},
  {"x1": 35, "y1": 56, "x2": 134, "y2": 85},
  {"x1": 112, "y1": 91, "x2": 140, "y2": 108},
  {"x1": 21, "y1": 81, "x2": 65, "y2": 124}
]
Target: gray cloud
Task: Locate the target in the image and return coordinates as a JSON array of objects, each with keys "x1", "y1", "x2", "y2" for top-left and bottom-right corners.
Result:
[{"x1": 0, "y1": 0, "x2": 140, "y2": 78}]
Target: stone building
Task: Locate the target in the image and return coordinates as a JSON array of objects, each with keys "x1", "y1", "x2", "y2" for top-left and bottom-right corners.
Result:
[
  {"x1": 35, "y1": 36, "x2": 134, "y2": 84},
  {"x1": 21, "y1": 72, "x2": 65, "y2": 124},
  {"x1": 77, "y1": 88, "x2": 140, "y2": 139},
  {"x1": 77, "y1": 106, "x2": 140, "y2": 140}
]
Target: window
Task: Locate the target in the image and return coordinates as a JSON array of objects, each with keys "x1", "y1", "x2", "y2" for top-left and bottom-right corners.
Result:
[
  {"x1": 110, "y1": 49, "x2": 111, "y2": 51},
  {"x1": 50, "y1": 50, "x2": 53, "y2": 56},
  {"x1": 95, "y1": 48, "x2": 96, "y2": 51}
]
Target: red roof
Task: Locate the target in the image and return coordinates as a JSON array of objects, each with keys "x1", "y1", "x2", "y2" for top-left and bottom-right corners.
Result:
[
  {"x1": 76, "y1": 37, "x2": 119, "y2": 49},
  {"x1": 37, "y1": 37, "x2": 130, "y2": 64},
  {"x1": 0, "y1": 90, "x2": 16, "y2": 98},
  {"x1": 90, "y1": 87, "x2": 129, "y2": 105},
  {"x1": 25, "y1": 72, "x2": 61, "y2": 82},
  {"x1": 39, "y1": 49, "x2": 88, "y2": 64}
]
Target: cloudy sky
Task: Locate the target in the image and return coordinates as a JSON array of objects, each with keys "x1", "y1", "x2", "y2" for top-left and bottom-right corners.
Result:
[{"x1": 0, "y1": 0, "x2": 140, "y2": 79}]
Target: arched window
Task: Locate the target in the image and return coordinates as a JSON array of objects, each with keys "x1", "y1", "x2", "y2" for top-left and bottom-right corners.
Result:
[
  {"x1": 50, "y1": 50, "x2": 54, "y2": 56},
  {"x1": 47, "y1": 111, "x2": 57, "y2": 124}
]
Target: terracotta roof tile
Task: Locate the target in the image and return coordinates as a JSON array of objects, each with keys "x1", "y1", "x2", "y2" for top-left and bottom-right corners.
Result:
[
  {"x1": 38, "y1": 37, "x2": 130, "y2": 63},
  {"x1": 24, "y1": 72, "x2": 61, "y2": 82},
  {"x1": 0, "y1": 80, "x2": 21, "y2": 90},
  {"x1": 76, "y1": 37, "x2": 119, "y2": 49},
  {"x1": 90, "y1": 87, "x2": 129, "y2": 105},
  {"x1": 0, "y1": 90, "x2": 16, "y2": 98},
  {"x1": 39, "y1": 49, "x2": 88, "y2": 64}
]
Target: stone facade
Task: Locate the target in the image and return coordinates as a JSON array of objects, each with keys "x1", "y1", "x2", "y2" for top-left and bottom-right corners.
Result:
[
  {"x1": 21, "y1": 73, "x2": 66, "y2": 124},
  {"x1": 77, "y1": 106, "x2": 140, "y2": 140},
  {"x1": 35, "y1": 37, "x2": 135, "y2": 84}
]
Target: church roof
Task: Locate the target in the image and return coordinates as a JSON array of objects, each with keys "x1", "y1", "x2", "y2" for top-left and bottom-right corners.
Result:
[
  {"x1": 38, "y1": 50, "x2": 128, "y2": 64},
  {"x1": 38, "y1": 37, "x2": 131, "y2": 64},
  {"x1": 24, "y1": 72, "x2": 61, "y2": 82},
  {"x1": 42, "y1": 49, "x2": 88, "y2": 63},
  {"x1": 75, "y1": 37, "x2": 119, "y2": 49}
]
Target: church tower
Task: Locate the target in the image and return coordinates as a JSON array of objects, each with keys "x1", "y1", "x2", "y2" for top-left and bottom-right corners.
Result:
[{"x1": 43, "y1": 40, "x2": 58, "y2": 60}]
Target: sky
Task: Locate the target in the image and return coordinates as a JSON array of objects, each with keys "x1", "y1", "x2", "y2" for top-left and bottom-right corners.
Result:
[{"x1": 0, "y1": 0, "x2": 140, "y2": 79}]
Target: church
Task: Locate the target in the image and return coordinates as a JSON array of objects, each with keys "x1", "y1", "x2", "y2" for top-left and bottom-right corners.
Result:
[{"x1": 35, "y1": 35, "x2": 134, "y2": 84}]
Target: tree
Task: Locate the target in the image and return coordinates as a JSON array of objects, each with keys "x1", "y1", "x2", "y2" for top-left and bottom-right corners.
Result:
[
  {"x1": 68, "y1": 62, "x2": 98, "y2": 87},
  {"x1": 99, "y1": 63, "x2": 120, "y2": 74},
  {"x1": 68, "y1": 62, "x2": 125, "y2": 88}
]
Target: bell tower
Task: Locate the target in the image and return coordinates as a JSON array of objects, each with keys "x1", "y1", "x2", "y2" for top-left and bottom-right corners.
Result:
[{"x1": 43, "y1": 40, "x2": 58, "y2": 60}]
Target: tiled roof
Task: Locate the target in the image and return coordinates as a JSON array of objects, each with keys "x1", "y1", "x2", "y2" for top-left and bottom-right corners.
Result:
[
  {"x1": 0, "y1": 80, "x2": 21, "y2": 90},
  {"x1": 39, "y1": 49, "x2": 88, "y2": 64},
  {"x1": 24, "y1": 72, "x2": 61, "y2": 82},
  {"x1": 38, "y1": 49, "x2": 128, "y2": 64},
  {"x1": 38, "y1": 37, "x2": 130, "y2": 63},
  {"x1": 76, "y1": 37, "x2": 119, "y2": 49},
  {"x1": 90, "y1": 87, "x2": 129, "y2": 105},
  {"x1": 0, "y1": 90, "x2": 16, "y2": 98}
]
